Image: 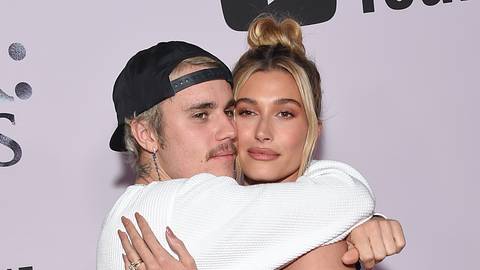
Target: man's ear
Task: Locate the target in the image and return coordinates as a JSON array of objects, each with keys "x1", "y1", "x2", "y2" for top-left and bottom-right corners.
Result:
[{"x1": 130, "y1": 120, "x2": 158, "y2": 152}]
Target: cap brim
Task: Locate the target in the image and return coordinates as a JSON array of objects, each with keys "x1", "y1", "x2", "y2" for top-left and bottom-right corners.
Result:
[{"x1": 109, "y1": 124, "x2": 126, "y2": 152}]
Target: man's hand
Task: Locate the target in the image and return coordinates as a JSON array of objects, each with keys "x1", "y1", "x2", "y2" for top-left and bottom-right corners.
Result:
[
  {"x1": 118, "y1": 212, "x2": 197, "y2": 270},
  {"x1": 341, "y1": 217, "x2": 405, "y2": 269}
]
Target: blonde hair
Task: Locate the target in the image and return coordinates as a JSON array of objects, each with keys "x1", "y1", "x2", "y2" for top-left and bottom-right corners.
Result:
[
  {"x1": 124, "y1": 56, "x2": 221, "y2": 177},
  {"x1": 169, "y1": 56, "x2": 220, "y2": 80},
  {"x1": 234, "y1": 15, "x2": 322, "y2": 178}
]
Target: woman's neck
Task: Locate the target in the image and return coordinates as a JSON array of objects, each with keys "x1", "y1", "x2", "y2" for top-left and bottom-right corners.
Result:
[{"x1": 243, "y1": 169, "x2": 300, "y2": 185}]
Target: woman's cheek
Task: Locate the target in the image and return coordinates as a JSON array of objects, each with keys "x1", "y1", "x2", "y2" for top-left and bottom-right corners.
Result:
[
  {"x1": 236, "y1": 119, "x2": 255, "y2": 141},
  {"x1": 281, "y1": 120, "x2": 308, "y2": 149}
]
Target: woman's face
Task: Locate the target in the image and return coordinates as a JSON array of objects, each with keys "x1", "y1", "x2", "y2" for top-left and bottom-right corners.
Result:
[{"x1": 235, "y1": 69, "x2": 309, "y2": 183}]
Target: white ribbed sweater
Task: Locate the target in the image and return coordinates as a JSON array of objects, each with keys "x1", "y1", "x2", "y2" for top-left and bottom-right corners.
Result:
[{"x1": 96, "y1": 160, "x2": 375, "y2": 270}]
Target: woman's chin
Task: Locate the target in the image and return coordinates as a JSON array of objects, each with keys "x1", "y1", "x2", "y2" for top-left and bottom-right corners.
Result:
[{"x1": 240, "y1": 159, "x2": 301, "y2": 184}]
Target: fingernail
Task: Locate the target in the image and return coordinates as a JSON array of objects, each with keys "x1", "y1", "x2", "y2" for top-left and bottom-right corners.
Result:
[{"x1": 166, "y1": 226, "x2": 175, "y2": 238}]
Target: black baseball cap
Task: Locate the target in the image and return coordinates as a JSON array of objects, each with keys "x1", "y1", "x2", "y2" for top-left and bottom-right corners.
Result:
[{"x1": 109, "y1": 41, "x2": 233, "y2": 152}]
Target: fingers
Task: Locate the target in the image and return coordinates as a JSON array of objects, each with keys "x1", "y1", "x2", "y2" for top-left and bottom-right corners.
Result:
[
  {"x1": 165, "y1": 226, "x2": 197, "y2": 269},
  {"x1": 349, "y1": 226, "x2": 376, "y2": 270},
  {"x1": 118, "y1": 229, "x2": 143, "y2": 266},
  {"x1": 341, "y1": 246, "x2": 359, "y2": 265},
  {"x1": 366, "y1": 221, "x2": 387, "y2": 264},
  {"x1": 121, "y1": 216, "x2": 158, "y2": 267},
  {"x1": 123, "y1": 254, "x2": 130, "y2": 270},
  {"x1": 379, "y1": 220, "x2": 397, "y2": 255},
  {"x1": 349, "y1": 218, "x2": 406, "y2": 270},
  {"x1": 134, "y1": 213, "x2": 177, "y2": 263},
  {"x1": 120, "y1": 213, "x2": 198, "y2": 270},
  {"x1": 390, "y1": 219, "x2": 406, "y2": 252}
]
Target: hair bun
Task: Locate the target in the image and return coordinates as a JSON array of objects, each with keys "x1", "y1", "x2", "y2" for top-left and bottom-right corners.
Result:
[{"x1": 247, "y1": 15, "x2": 305, "y2": 55}]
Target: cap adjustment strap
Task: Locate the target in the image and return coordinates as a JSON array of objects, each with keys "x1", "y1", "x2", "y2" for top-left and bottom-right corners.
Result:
[{"x1": 170, "y1": 67, "x2": 232, "y2": 93}]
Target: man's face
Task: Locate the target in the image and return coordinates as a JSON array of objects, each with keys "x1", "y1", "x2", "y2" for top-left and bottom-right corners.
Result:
[{"x1": 156, "y1": 66, "x2": 237, "y2": 178}]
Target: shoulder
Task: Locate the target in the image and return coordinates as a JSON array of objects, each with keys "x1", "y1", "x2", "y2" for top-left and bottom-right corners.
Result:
[
  {"x1": 303, "y1": 160, "x2": 374, "y2": 198},
  {"x1": 304, "y1": 160, "x2": 361, "y2": 175},
  {"x1": 303, "y1": 160, "x2": 365, "y2": 181},
  {"x1": 100, "y1": 180, "x2": 183, "y2": 220},
  {"x1": 129, "y1": 174, "x2": 235, "y2": 195},
  {"x1": 175, "y1": 173, "x2": 239, "y2": 196}
]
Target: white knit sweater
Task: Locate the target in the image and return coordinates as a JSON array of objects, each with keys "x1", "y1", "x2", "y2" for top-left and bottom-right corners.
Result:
[{"x1": 96, "y1": 160, "x2": 375, "y2": 270}]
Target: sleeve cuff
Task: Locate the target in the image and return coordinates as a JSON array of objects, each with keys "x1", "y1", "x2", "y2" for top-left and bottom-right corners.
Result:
[{"x1": 373, "y1": 212, "x2": 387, "y2": 219}]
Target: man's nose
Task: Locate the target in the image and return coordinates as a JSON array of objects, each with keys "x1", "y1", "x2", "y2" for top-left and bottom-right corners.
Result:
[{"x1": 216, "y1": 114, "x2": 237, "y2": 141}]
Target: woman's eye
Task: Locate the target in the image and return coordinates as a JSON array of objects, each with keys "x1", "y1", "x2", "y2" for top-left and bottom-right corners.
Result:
[
  {"x1": 278, "y1": 111, "x2": 294, "y2": 118},
  {"x1": 193, "y1": 112, "x2": 208, "y2": 119},
  {"x1": 237, "y1": 110, "x2": 256, "y2": 117}
]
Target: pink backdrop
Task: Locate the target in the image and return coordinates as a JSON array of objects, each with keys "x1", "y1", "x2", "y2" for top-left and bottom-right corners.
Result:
[{"x1": 1, "y1": 1, "x2": 478, "y2": 269}]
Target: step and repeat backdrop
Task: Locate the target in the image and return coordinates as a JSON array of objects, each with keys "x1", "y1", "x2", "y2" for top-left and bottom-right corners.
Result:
[{"x1": 1, "y1": 1, "x2": 478, "y2": 269}]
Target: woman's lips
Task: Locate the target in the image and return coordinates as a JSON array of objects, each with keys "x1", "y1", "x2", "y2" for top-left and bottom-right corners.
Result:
[{"x1": 247, "y1": 147, "x2": 280, "y2": 161}]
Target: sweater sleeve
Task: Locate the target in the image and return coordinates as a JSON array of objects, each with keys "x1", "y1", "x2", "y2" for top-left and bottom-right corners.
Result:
[
  {"x1": 169, "y1": 163, "x2": 375, "y2": 270},
  {"x1": 300, "y1": 160, "x2": 374, "y2": 199}
]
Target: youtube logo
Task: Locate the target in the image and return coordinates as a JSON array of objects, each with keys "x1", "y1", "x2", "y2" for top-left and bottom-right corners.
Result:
[{"x1": 221, "y1": 0, "x2": 337, "y2": 31}]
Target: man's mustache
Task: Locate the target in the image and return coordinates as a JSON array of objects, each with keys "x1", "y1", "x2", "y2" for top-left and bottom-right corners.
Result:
[{"x1": 206, "y1": 142, "x2": 237, "y2": 161}]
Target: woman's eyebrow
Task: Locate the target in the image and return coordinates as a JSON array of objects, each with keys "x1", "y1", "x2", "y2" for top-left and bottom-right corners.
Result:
[
  {"x1": 274, "y1": 98, "x2": 302, "y2": 107},
  {"x1": 235, "y1": 97, "x2": 257, "y2": 106},
  {"x1": 235, "y1": 97, "x2": 302, "y2": 107}
]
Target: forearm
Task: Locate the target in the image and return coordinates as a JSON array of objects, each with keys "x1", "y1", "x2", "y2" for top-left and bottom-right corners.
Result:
[
  {"x1": 171, "y1": 173, "x2": 374, "y2": 269},
  {"x1": 282, "y1": 241, "x2": 355, "y2": 270}
]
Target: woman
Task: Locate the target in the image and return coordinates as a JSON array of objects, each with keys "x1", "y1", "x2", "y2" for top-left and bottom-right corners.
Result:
[{"x1": 119, "y1": 15, "x2": 405, "y2": 270}]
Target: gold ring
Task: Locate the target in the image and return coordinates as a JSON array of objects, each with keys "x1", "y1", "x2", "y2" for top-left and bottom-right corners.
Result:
[{"x1": 128, "y1": 259, "x2": 143, "y2": 270}]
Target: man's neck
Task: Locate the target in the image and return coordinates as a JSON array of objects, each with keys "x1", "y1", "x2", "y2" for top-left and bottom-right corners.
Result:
[
  {"x1": 134, "y1": 169, "x2": 172, "y2": 185},
  {"x1": 134, "y1": 175, "x2": 156, "y2": 185}
]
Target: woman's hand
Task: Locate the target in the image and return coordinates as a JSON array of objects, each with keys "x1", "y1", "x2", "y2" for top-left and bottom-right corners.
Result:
[
  {"x1": 118, "y1": 212, "x2": 197, "y2": 270},
  {"x1": 341, "y1": 217, "x2": 406, "y2": 270}
]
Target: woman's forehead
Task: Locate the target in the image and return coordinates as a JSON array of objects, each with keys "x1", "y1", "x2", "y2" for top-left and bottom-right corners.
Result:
[{"x1": 237, "y1": 70, "x2": 302, "y2": 103}]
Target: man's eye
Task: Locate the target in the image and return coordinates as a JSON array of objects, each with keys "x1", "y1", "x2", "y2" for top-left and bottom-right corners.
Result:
[
  {"x1": 192, "y1": 112, "x2": 208, "y2": 119},
  {"x1": 278, "y1": 111, "x2": 294, "y2": 118},
  {"x1": 225, "y1": 109, "x2": 234, "y2": 118}
]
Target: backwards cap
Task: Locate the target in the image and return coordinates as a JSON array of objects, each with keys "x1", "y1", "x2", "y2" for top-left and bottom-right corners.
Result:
[{"x1": 110, "y1": 41, "x2": 233, "y2": 151}]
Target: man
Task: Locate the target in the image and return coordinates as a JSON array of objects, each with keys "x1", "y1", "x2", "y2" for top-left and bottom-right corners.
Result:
[{"x1": 97, "y1": 41, "x2": 404, "y2": 270}]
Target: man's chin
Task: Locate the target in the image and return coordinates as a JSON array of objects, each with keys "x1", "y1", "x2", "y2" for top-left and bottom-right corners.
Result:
[{"x1": 207, "y1": 163, "x2": 235, "y2": 178}]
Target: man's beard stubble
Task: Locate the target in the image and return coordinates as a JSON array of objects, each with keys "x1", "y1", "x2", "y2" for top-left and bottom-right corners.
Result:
[{"x1": 206, "y1": 142, "x2": 237, "y2": 161}]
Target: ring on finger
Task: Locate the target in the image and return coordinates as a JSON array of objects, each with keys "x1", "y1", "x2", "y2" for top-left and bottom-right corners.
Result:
[{"x1": 128, "y1": 259, "x2": 143, "y2": 270}]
